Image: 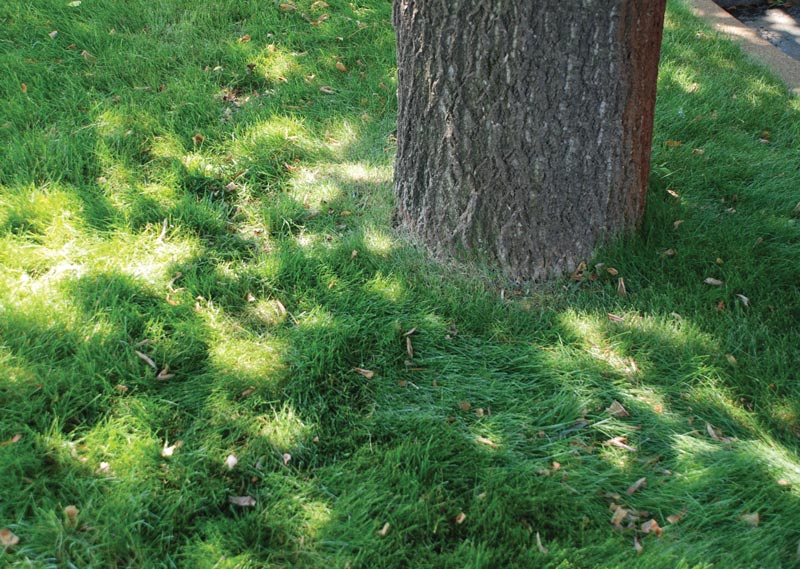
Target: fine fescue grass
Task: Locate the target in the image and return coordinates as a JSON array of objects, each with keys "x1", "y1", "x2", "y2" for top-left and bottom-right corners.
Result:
[{"x1": 2, "y1": 0, "x2": 800, "y2": 566}]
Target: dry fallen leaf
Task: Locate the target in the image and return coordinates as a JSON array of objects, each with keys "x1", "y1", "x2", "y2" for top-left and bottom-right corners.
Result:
[
  {"x1": 740, "y1": 512, "x2": 760, "y2": 527},
  {"x1": 68, "y1": 0, "x2": 81, "y2": 6},
  {"x1": 239, "y1": 34, "x2": 251, "y2": 43},
  {"x1": 458, "y1": 401, "x2": 471, "y2": 411},
  {"x1": 641, "y1": 519, "x2": 662, "y2": 536},
  {"x1": 228, "y1": 495, "x2": 257, "y2": 507},
  {"x1": 607, "y1": 313, "x2": 625, "y2": 323},
  {"x1": 378, "y1": 522, "x2": 391, "y2": 536},
  {"x1": 665, "y1": 140, "x2": 682, "y2": 147},
  {"x1": 617, "y1": 277, "x2": 627, "y2": 297},
  {"x1": 606, "y1": 437, "x2": 636, "y2": 452},
  {"x1": 455, "y1": 512, "x2": 467, "y2": 524},
  {"x1": 536, "y1": 531, "x2": 549, "y2": 554},
  {"x1": 20, "y1": 83, "x2": 27, "y2": 93},
  {"x1": 777, "y1": 479, "x2": 791, "y2": 487},
  {"x1": 736, "y1": 294, "x2": 750, "y2": 306},
  {"x1": 135, "y1": 350, "x2": 157, "y2": 371},
  {"x1": 633, "y1": 536, "x2": 644, "y2": 553},
  {"x1": 161, "y1": 440, "x2": 182, "y2": 458},
  {"x1": 606, "y1": 400, "x2": 630, "y2": 418},
  {"x1": 240, "y1": 387, "x2": 255, "y2": 398},
  {"x1": 282, "y1": 453, "x2": 292, "y2": 466},
  {"x1": 96, "y1": 461, "x2": 110, "y2": 474},
  {"x1": 49, "y1": 30, "x2": 58, "y2": 39},
  {"x1": 626, "y1": 477, "x2": 647, "y2": 495},
  {"x1": 279, "y1": 3, "x2": 297, "y2": 10},
  {"x1": 353, "y1": 367, "x2": 374, "y2": 379},
  {"x1": 611, "y1": 506, "x2": 629, "y2": 526},
  {"x1": 667, "y1": 511, "x2": 685, "y2": 524},
  {"x1": 225, "y1": 454, "x2": 238, "y2": 470},
  {"x1": 336, "y1": 61, "x2": 347, "y2": 72},
  {"x1": 725, "y1": 354, "x2": 737, "y2": 366},
  {"x1": 64, "y1": 505, "x2": 79, "y2": 527},
  {"x1": 475, "y1": 436, "x2": 497, "y2": 449},
  {"x1": 0, "y1": 434, "x2": 22, "y2": 447},
  {"x1": 0, "y1": 528, "x2": 20, "y2": 547},
  {"x1": 319, "y1": 86, "x2": 335, "y2": 94},
  {"x1": 704, "y1": 277, "x2": 724, "y2": 286},
  {"x1": 192, "y1": 133, "x2": 204, "y2": 144},
  {"x1": 692, "y1": 148, "x2": 705, "y2": 155},
  {"x1": 673, "y1": 219, "x2": 684, "y2": 229},
  {"x1": 156, "y1": 366, "x2": 174, "y2": 381},
  {"x1": 406, "y1": 336, "x2": 414, "y2": 359}
]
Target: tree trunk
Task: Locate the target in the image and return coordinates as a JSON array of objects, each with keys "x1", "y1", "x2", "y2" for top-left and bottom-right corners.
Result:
[{"x1": 393, "y1": 0, "x2": 667, "y2": 281}]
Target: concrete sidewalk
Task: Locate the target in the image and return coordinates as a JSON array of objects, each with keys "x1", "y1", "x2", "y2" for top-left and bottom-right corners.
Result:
[{"x1": 687, "y1": 0, "x2": 800, "y2": 95}]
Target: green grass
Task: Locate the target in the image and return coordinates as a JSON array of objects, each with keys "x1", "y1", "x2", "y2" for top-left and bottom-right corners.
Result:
[{"x1": 2, "y1": 0, "x2": 800, "y2": 566}]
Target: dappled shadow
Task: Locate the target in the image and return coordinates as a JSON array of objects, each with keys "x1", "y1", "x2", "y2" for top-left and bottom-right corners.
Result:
[{"x1": 3, "y1": 0, "x2": 800, "y2": 566}]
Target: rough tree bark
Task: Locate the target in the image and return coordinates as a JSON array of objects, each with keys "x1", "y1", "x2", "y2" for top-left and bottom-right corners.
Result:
[{"x1": 393, "y1": 0, "x2": 667, "y2": 281}]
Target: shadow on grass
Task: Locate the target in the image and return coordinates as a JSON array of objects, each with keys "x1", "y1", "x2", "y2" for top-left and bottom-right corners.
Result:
[{"x1": 3, "y1": 0, "x2": 800, "y2": 567}]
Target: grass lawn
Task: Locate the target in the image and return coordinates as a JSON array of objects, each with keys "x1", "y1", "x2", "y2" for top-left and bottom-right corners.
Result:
[{"x1": 2, "y1": 0, "x2": 800, "y2": 566}]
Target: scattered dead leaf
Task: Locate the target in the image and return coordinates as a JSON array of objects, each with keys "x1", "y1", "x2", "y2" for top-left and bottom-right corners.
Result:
[
  {"x1": 673, "y1": 219, "x2": 684, "y2": 229},
  {"x1": 641, "y1": 519, "x2": 662, "y2": 537},
  {"x1": 0, "y1": 434, "x2": 22, "y2": 447},
  {"x1": 49, "y1": 30, "x2": 58, "y2": 39},
  {"x1": 228, "y1": 495, "x2": 256, "y2": 507},
  {"x1": 736, "y1": 294, "x2": 750, "y2": 306},
  {"x1": 536, "y1": 531, "x2": 549, "y2": 554},
  {"x1": 692, "y1": 148, "x2": 705, "y2": 155},
  {"x1": 458, "y1": 401, "x2": 471, "y2": 411},
  {"x1": 606, "y1": 400, "x2": 630, "y2": 418},
  {"x1": 282, "y1": 453, "x2": 292, "y2": 466},
  {"x1": 135, "y1": 350, "x2": 157, "y2": 371},
  {"x1": 156, "y1": 366, "x2": 174, "y2": 381},
  {"x1": 353, "y1": 367, "x2": 375, "y2": 379},
  {"x1": 67, "y1": 0, "x2": 81, "y2": 6},
  {"x1": 311, "y1": 0, "x2": 329, "y2": 8},
  {"x1": 607, "y1": 313, "x2": 625, "y2": 323},
  {"x1": 703, "y1": 277, "x2": 724, "y2": 286},
  {"x1": 225, "y1": 454, "x2": 238, "y2": 470},
  {"x1": 192, "y1": 133, "x2": 204, "y2": 144},
  {"x1": 0, "y1": 528, "x2": 19, "y2": 547},
  {"x1": 667, "y1": 188, "x2": 680, "y2": 198},
  {"x1": 611, "y1": 506, "x2": 629, "y2": 526},
  {"x1": 319, "y1": 86, "x2": 335, "y2": 94},
  {"x1": 378, "y1": 522, "x2": 391, "y2": 536},
  {"x1": 64, "y1": 505, "x2": 79, "y2": 527},
  {"x1": 726, "y1": 354, "x2": 737, "y2": 366},
  {"x1": 605, "y1": 437, "x2": 636, "y2": 452},
  {"x1": 617, "y1": 277, "x2": 627, "y2": 297},
  {"x1": 667, "y1": 511, "x2": 685, "y2": 524},
  {"x1": 606, "y1": 267, "x2": 619, "y2": 276},
  {"x1": 161, "y1": 440, "x2": 182, "y2": 458},
  {"x1": 475, "y1": 436, "x2": 497, "y2": 449},
  {"x1": 115, "y1": 384, "x2": 129, "y2": 393},
  {"x1": 626, "y1": 477, "x2": 647, "y2": 495},
  {"x1": 279, "y1": 3, "x2": 297, "y2": 10},
  {"x1": 687, "y1": 82, "x2": 699, "y2": 93},
  {"x1": 406, "y1": 336, "x2": 414, "y2": 359},
  {"x1": 633, "y1": 536, "x2": 643, "y2": 553},
  {"x1": 336, "y1": 61, "x2": 347, "y2": 72},
  {"x1": 740, "y1": 512, "x2": 760, "y2": 527},
  {"x1": 665, "y1": 140, "x2": 682, "y2": 147},
  {"x1": 240, "y1": 386, "x2": 255, "y2": 398},
  {"x1": 239, "y1": 34, "x2": 251, "y2": 42},
  {"x1": 455, "y1": 512, "x2": 466, "y2": 524}
]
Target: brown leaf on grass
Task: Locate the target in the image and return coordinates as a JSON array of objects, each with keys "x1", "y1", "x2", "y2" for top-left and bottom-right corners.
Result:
[
  {"x1": 135, "y1": 350, "x2": 157, "y2": 371},
  {"x1": 610, "y1": 505, "x2": 630, "y2": 526},
  {"x1": 192, "y1": 133, "x2": 204, "y2": 144},
  {"x1": 706, "y1": 423, "x2": 733, "y2": 443},
  {"x1": 725, "y1": 354, "x2": 737, "y2": 366},
  {"x1": 665, "y1": 140, "x2": 682, "y2": 147},
  {"x1": 377, "y1": 522, "x2": 391, "y2": 536},
  {"x1": 353, "y1": 367, "x2": 374, "y2": 379},
  {"x1": 0, "y1": 434, "x2": 22, "y2": 447},
  {"x1": 633, "y1": 536, "x2": 644, "y2": 553},
  {"x1": 536, "y1": 531, "x2": 549, "y2": 554},
  {"x1": 617, "y1": 277, "x2": 627, "y2": 297},
  {"x1": 606, "y1": 400, "x2": 630, "y2": 418},
  {"x1": 740, "y1": 512, "x2": 760, "y2": 527},
  {"x1": 228, "y1": 495, "x2": 257, "y2": 507},
  {"x1": 605, "y1": 437, "x2": 636, "y2": 452},
  {"x1": 455, "y1": 512, "x2": 467, "y2": 524},
  {"x1": 0, "y1": 528, "x2": 19, "y2": 547},
  {"x1": 312, "y1": 14, "x2": 330, "y2": 25},
  {"x1": 20, "y1": 83, "x2": 27, "y2": 93},
  {"x1": 458, "y1": 401, "x2": 471, "y2": 411},
  {"x1": 641, "y1": 519, "x2": 662, "y2": 536},
  {"x1": 239, "y1": 34, "x2": 251, "y2": 42},
  {"x1": 673, "y1": 219, "x2": 684, "y2": 229},
  {"x1": 692, "y1": 148, "x2": 705, "y2": 155},
  {"x1": 777, "y1": 479, "x2": 792, "y2": 487},
  {"x1": 161, "y1": 440, "x2": 182, "y2": 458},
  {"x1": 475, "y1": 436, "x2": 497, "y2": 449},
  {"x1": 319, "y1": 86, "x2": 335, "y2": 94},
  {"x1": 667, "y1": 511, "x2": 685, "y2": 524},
  {"x1": 156, "y1": 366, "x2": 174, "y2": 381},
  {"x1": 115, "y1": 384, "x2": 129, "y2": 393},
  {"x1": 404, "y1": 327, "x2": 417, "y2": 336},
  {"x1": 406, "y1": 336, "x2": 414, "y2": 359},
  {"x1": 279, "y1": 3, "x2": 297, "y2": 10},
  {"x1": 626, "y1": 477, "x2": 647, "y2": 495},
  {"x1": 606, "y1": 267, "x2": 619, "y2": 276},
  {"x1": 80, "y1": 50, "x2": 95, "y2": 63},
  {"x1": 282, "y1": 453, "x2": 292, "y2": 466},
  {"x1": 336, "y1": 61, "x2": 347, "y2": 72},
  {"x1": 64, "y1": 505, "x2": 79, "y2": 527},
  {"x1": 666, "y1": 188, "x2": 680, "y2": 198},
  {"x1": 311, "y1": 0, "x2": 329, "y2": 8},
  {"x1": 240, "y1": 386, "x2": 255, "y2": 398},
  {"x1": 703, "y1": 277, "x2": 724, "y2": 286},
  {"x1": 607, "y1": 313, "x2": 625, "y2": 323}
]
